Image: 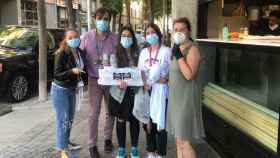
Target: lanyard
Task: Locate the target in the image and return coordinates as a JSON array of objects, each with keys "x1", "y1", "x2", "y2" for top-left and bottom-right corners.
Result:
[
  {"x1": 71, "y1": 49, "x2": 83, "y2": 81},
  {"x1": 95, "y1": 30, "x2": 109, "y2": 58},
  {"x1": 72, "y1": 49, "x2": 83, "y2": 68},
  {"x1": 148, "y1": 47, "x2": 160, "y2": 67},
  {"x1": 96, "y1": 39, "x2": 104, "y2": 58}
]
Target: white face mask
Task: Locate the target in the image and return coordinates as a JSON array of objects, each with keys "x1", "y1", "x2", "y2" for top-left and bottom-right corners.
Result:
[
  {"x1": 269, "y1": 24, "x2": 279, "y2": 31},
  {"x1": 173, "y1": 32, "x2": 187, "y2": 45}
]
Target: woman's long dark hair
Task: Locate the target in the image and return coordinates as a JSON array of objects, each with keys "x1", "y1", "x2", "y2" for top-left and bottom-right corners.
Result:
[{"x1": 116, "y1": 26, "x2": 139, "y2": 67}]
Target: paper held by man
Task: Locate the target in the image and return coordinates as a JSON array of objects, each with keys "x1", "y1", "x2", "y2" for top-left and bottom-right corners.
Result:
[{"x1": 98, "y1": 67, "x2": 144, "y2": 86}]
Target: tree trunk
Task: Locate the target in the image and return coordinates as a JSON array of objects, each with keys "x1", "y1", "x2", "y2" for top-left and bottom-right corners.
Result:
[
  {"x1": 148, "y1": 0, "x2": 154, "y2": 23},
  {"x1": 142, "y1": 0, "x2": 149, "y2": 22},
  {"x1": 125, "y1": 0, "x2": 131, "y2": 25},
  {"x1": 118, "y1": 13, "x2": 122, "y2": 33},
  {"x1": 37, "y1": 0, "x2": 48, "y2": 101},
  {"x1": 162, "y1": 0, "x2": 167, "y2": 43},
  {"x1": 76, "y1": 4, "x2": 81, "y2": 33},
  {"x1": 112, "y1": 14, "x2": 117, "y2": 33},
  {"x1": 65, "y1": 0, "x2": 75, "y2": 28}
]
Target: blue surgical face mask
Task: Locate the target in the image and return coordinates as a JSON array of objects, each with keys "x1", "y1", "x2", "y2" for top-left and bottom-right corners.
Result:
[
  {"x1": 66, "y1": 38, "x2": 81, "y2": 48},
  {"x1": 146, "y1": 34, "x2": 159, "y2": 45},
  {"x1": 96, "y1": 20, "x2": 109, "y2": 32},
  {"x1": 120, "y1": 37, "x2": 133, "y2": 49}
]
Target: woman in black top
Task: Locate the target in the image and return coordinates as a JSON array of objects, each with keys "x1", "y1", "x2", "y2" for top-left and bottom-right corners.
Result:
[
  {"x1": 51, "y1": 29, "x2": 86, "y2": 158},
  {"x1": 108, "y1": 26, "x2": 140, "y2": 158}
]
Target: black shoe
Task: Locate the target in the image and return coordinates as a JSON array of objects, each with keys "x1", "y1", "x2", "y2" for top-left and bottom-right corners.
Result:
[
  {"x1": 89, "y1": 146, "x2": 100, "y2": 158},
  {"x1": 104, "y1": 139, "x2": 114, "y2": 153}
]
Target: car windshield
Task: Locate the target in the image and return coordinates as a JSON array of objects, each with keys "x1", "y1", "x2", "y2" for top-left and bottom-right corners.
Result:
[{"x1": 0, "y1": 26, "x2": 38, "y2": 50}]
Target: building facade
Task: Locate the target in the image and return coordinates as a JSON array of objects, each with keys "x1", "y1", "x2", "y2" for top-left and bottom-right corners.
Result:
[
  {"x1": 0, "y1": 0, "x2": 80, "y2": 28},
  {"x1": 121, "y1": 1, "x2": 146, "y2": 32}
]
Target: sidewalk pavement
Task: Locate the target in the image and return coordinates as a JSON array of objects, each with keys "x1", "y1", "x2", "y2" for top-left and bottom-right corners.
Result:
[{"x1": 0, "y1": 91, "x2": 221, "y2": 158}]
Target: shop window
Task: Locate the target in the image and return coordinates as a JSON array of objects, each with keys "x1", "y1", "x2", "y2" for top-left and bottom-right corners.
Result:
[{"x1": 216, "y1": 48, "x2": 280, "y2": 113}]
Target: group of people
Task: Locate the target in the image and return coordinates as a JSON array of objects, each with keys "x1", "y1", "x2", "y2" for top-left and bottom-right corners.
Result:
[{"x1": 51, "y1": 7, "x2": 205, "y2": 158}]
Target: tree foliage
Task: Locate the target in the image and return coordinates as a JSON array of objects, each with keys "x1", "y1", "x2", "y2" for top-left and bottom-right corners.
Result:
[
  {"x1": 138, "y1": 0, "x2": 171, "y2": 22},
  {"x1": 100, "y1": 0, "x2": 123, "y2": 16},
  {"x1": 153, "y1": 0, "x2": 171, "y2": 19},
  {"x1": 99, "y1": 0, "x2": 171, "y2": 24}
]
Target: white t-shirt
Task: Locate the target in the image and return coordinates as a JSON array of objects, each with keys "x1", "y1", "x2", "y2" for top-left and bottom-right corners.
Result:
[
  {"x1": 138, "y1": 45, "x2": 172, "y2": 130},
  {"x1": 138, "y1": 45, "x2": 172, "y2": 82}
]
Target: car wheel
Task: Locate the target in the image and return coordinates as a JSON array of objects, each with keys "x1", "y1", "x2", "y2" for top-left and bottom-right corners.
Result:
[{"x1": 7, "y1": 73, "x2": 30, "y2": 102}]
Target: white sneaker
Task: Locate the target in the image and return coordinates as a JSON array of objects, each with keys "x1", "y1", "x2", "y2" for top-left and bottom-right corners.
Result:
[
  {"x1": 68, "y1": 142, "x2": 81, "y2": 151},
  {"x1": 155, "y1": 153, "x2": 166, "y2": 158},
  {"x1": 146, "y1": 153, "x2": 156, "y2": 158}
]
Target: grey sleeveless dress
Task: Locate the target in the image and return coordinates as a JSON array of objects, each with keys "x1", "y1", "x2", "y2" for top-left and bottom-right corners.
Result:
[{"x1": 167, "y1": 43, "x2": 205, "y2": 141}]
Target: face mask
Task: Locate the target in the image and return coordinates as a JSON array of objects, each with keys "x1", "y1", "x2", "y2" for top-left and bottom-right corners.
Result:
[
  {"x1": 146, "y1": 34, "x2": 159, "y2": 45},
  {"x1": 66, "y1": 38, "x2": 80, "y2": 48},
  {"x1": 121, "y1": 37, "x2": 133, "y2": 49},
  {"x1": 269, "y1": 24, "x2": 279, "y2": 31},
  {"x1": 96, "y1": 20, "x2": 109, "y2": 32},
  {"x1": 173, "y1": 32, "x2": 187, "y2": 45}
]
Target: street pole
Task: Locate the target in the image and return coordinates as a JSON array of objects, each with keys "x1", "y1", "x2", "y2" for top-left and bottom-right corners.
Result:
[
  {"x1": 87, "y1": 0, "x2": 92, "y2": 31},
  {"x1": 37, "y1": 0, "x2": 48, "y2": 101}
]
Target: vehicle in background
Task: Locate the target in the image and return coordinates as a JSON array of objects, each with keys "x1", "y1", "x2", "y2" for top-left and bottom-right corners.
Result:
[{"x1": 0, "y1": 26, "x2": 64, "y2": 102}]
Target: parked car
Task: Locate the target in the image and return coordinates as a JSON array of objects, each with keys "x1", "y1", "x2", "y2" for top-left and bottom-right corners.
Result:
[{"x1": 0, "y1": 26, "x2": 64, "y2": 102}]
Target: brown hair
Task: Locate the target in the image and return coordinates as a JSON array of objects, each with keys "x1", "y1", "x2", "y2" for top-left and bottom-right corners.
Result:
[
  {"x1": 173, "y1": 17, "x2": 192, "y2": 31},
  {"x1": 116, "y1": 25, "x2": 139, "y2": 67},
  {"x1": 93, "y1": 7, "x2": 112, "y2": 22},
  {"x1": 58, "y1": 29, "x2": 79, "y2": 53},
  {"x1": 145, "y1": 23, "x2": 163, "y2": 44}
]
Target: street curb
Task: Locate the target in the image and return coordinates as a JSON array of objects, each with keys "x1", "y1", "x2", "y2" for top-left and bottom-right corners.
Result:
[
  {"x1": 12, "y1": 104, "x2": 52, "y2": 111},
  {"x1": 12, "y1": 96, "x2": 52, "y2": 111},
  {"x1": 0, "y1": 105, "x2": 12, "y2": 116}
]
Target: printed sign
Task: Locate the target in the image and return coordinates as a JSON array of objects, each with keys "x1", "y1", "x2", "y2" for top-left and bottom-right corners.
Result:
[{"x1": 98, "y1": 67, "x2": 144, "y2": 86}]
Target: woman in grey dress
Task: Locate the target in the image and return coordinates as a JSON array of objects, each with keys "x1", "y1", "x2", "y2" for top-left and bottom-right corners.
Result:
[{"x1": 167, "y1": 17, "x2": 205, "y2": 158}]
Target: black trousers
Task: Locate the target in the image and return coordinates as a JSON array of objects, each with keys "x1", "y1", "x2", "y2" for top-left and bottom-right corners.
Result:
[
  {"x1": 116, "y1": 115, "x2": 140, "y2": 148},
  {"x1": 143, "y1": 121, "x2": 167, "y2": 156}
]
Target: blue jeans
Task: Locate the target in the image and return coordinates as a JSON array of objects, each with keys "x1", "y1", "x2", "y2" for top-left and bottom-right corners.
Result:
[{"x1": 51, "y1": 83, "x2": 76, "y2": 150}]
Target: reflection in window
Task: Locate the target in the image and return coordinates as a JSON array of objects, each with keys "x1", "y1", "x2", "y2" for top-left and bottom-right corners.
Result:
[
  {"x1": 0, "y1": 26, "x2": 38, "y2": 49},
  {"x1": 217, "y1": 48, "x2": 280, "y2": 112}
]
